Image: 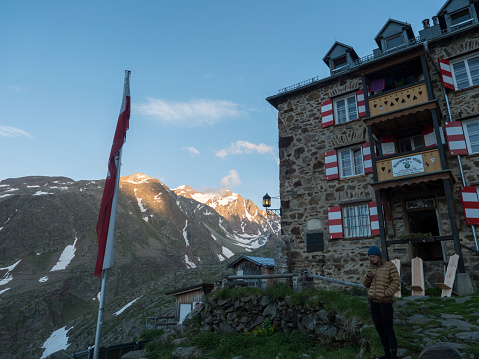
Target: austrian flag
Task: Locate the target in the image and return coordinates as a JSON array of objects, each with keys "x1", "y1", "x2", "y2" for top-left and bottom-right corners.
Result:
[{"x1": 95, "y1": 71, "x2": 131, "y2": 278}]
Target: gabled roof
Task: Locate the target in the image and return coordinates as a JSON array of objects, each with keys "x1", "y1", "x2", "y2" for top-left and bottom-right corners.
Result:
[
  {"x1": 227, "y1": 255, "x2": 275, "y2": 269},
  {"x1": 437, "y1": 0, "x2": 456, "y2": 16},
  {"x1": 374, "y1": 19, "x2": 414, "y2": 46},
  {"x1": 322, "y1": 41, "x2": 358, "y2": 65}
]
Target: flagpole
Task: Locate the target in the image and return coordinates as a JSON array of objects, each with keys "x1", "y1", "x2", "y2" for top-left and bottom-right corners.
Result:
[{"x1": 93, "y1": 148, "x2": 123, "y2": 359}]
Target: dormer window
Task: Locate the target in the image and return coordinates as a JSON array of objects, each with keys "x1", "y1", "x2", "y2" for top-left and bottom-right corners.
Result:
[
  {"x1": 450, "y1": 9, "x2": 471, "y2": 27},
  {"x1": 386, "y1": 34, "x2": 403, "y2": 49}
]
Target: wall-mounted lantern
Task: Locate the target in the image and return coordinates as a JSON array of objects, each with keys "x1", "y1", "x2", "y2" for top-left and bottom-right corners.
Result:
[{"x1": 262, "y1": 193, "x2": 281, "y2": 216}]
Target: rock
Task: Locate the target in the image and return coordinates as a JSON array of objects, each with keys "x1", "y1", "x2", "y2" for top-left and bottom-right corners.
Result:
[
  {"x1": 44, "y1": 350, "x2": 72, "y2": 359},
  {"x1": 172, "y1": 346, "x2": 202, "y2": 359},
  {"x1": 418, "y1": 343, "x2": 463, "y2": 359},
  {"x1": 121, "y1": 349, "x2": 147, "y2": 359}
]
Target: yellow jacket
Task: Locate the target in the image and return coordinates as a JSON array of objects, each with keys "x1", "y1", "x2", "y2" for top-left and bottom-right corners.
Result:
[{"x1": 363, "y1": 258, "x2": 400, "y2": 303}]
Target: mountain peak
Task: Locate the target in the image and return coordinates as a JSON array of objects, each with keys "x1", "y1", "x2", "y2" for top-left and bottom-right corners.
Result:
[{"x1": 122, "y1": 173, "x2": 153, "y2": 184}]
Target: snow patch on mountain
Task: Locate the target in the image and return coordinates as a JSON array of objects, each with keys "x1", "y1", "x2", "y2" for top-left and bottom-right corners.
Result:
[
  {"x1": 0, "y1": 259, "x2": 22, "y2": 286},
  {"x1": 114, "y1": 297, "x2": 141, "y2": 316},
  {"x1": 185, "y1": 254, "x2": 196, "y2": 268},
  {"x1": 50, "y1": 237, "x2": 78, "y2": 271},
  {"x1": 40, "y1": 326, "x2": 73, "y2": 359}
]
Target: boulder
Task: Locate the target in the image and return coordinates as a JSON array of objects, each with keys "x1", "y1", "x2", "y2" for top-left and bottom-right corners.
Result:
[{"x1": 418, "y1": 343, "x2": 462, "y2": 359}]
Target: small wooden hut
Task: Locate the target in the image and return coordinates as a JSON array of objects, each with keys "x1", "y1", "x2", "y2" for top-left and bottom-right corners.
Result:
[
  {"x1": 165, "y1": 283, "x2": 214, "y2": 324},
  {"x1": 227, "y1": 255, "x2": 275, "y2": 289}
]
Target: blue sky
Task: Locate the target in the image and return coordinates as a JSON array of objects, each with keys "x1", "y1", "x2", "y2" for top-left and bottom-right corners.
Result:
[{"x1": 1, "y1": 0, "x2": 445, "y2": 208}]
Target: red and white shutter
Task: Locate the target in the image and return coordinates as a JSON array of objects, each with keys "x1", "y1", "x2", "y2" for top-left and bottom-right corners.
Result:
[
  {"x1": 422, "y1": 125, "x2": 437, "y2": 148},
  {"x1": 444, "y1": 122, "x2": 468, "y2": 156},
  {"x1": 356, "y1": 90, "x2": 366, "y2": 118},
  {"x1": 328, "y1": 206, "x2": 343, "y2": 239},
  {"x1": 362, "y1": 143, "x2": 373, "y2": 173},
  {"x1": 460, "y1": 186, "x2": 479, "y2": 225},
  {"x1": 325, "y1": 150, "x2": 339, "y2": 180},
  {"x1": 369, "y1": 201, "x2": 380, "y2": 236},
  {"x1": 321, "y1": 99, "x2": 334, "y2": 128},
  {"x1": 438, "y1": 58, "x2": 455, "y2": 90},
  {"x1": 380, "y1": 135, "x2": 396, "y2": 155}
]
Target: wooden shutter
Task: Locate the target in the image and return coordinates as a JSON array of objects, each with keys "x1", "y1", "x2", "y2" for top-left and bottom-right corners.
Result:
[
  {"x1": 328, "y1": 206, "x2": 343, "y2": 239},
  {"x1": 306, "y1": 232, "x2": 324, "y2": 253},
  {"x1": 380, "y1": 135, "x2": 396, "y2": 155},
  {"x1": 369, "y1": 201, "x2": 380, "y2": 236},
  {"x1": 460, "y1": 186, "x2": 479, "y2": 225},
  {"x1": 438, "y1": 58, "x2": 455, "y2": 90},
  {"x1": 356, "y1": 90, "x2": 367, "y2": 118},
  {"x1": 422, "y1": 125, "x2": 437, "y2": 148},
  {"x1": 362, "y1": 143, "x2": 373, "y2": 173},
  {"x1": 444, "y1": 122, "x2": 468, "y2": 156},
  {"x1": 321, "y1": 99, "x2": 334, "y2": 128},
  {"x1": 325, "y1": 150, "x2": 339, "y2": 180}
]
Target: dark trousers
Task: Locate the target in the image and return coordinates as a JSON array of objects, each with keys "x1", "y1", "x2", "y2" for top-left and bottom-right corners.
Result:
[{"x1": 369, "y1": 300, "x2": 397, "y2": 350}]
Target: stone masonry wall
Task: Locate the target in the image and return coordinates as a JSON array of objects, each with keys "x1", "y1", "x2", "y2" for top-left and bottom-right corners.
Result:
[
  {"x1": 277, "y1": 33, "x2": 479, "y2": 287},
  {"x1": 198, "y1": 294, "x2": 363, "y2": 349}
]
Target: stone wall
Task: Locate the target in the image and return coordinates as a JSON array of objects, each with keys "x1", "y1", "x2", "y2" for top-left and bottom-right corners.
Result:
[{"x1": 198, "y1": 294, "x2": 363, "y2": 349}]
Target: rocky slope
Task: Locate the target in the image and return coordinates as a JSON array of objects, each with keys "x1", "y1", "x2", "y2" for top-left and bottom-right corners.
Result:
[{"x1": 0, "y1": 173, "x2": 280, "y2": 359}]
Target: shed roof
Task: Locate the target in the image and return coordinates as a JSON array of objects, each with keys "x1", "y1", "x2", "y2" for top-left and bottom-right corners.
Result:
[
  {"x1": 227, "y1": 255, "x2": 275, "y2": 269},
  {"x1": 164, "y1": 283, "x2": 214, "y2": 296}
]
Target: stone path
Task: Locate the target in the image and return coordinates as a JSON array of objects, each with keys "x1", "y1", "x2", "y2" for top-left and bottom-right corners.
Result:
[{"x1": 393, "y1": 295, "x2": 479, "y2": 358}]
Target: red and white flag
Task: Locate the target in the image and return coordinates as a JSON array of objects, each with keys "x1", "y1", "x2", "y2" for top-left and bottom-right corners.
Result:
[{"x1": 95, "y1": 71, "x2": 131, "y2": 277}]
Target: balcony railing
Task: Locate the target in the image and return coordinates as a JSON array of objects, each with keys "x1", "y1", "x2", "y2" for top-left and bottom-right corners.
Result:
[
  {"x1": 368, "y1": 83, "x2": 428, "y2": 117},
  {"x1": 376, "y1": 148, "x2": 442, "y2": 182}
]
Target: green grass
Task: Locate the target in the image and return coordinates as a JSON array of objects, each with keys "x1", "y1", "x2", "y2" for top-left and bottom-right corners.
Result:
[{"x1": 142, "y1": 286, "x2": 479, "y2": 359}]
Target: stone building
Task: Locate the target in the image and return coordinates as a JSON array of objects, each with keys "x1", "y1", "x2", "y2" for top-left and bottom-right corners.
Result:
[{"x1": 266, "y1": 0, "x2": 479, "y2": 292}]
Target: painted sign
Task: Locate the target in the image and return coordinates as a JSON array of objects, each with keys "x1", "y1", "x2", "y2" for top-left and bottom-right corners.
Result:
[{"x1": 391, "y1": 154, "x2": 424, "y2": 177}]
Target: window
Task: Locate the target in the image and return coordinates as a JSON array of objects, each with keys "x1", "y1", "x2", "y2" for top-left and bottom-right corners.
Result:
[
  {"x1": 451, "y1": 54, "x2": 479, "y2": 89},
  {"x1": 333, "y1": 56, "x2": 348, "y2": 72},
  {"x1": 343, "y1": 203, "x2": 371, "y2": 238},
  {"x1": 338, "y1": 146, "x2": 364, "y2": 177},
  {"x1": 334, "y1": 94, "x2": 357, "y2": 124},
  {"x1": 398, "y1": 135, "x2": 424, "y2": 153},
  {"x1": 386, "y1": 34, "x2": 403, "y2": 49},
  {"x1": 463, "y1": 119, "x2": 479, "y2": 154},
  {"x1": 450, "y1": 9, "x2": 471, "y2": 26}
]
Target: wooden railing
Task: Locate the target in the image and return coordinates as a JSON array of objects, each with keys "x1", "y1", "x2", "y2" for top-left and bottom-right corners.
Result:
[
  {"x1": 368, "y1": 83, "x2": 429, "y2": 117},
  {"x1": 376, "y1": 148, "x2": 442, "y2": 182}
]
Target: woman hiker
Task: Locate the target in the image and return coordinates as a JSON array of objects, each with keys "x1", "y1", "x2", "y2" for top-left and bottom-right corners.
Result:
[{"x1": 363, "y1": 245, "x2": 401, "y2": 359}]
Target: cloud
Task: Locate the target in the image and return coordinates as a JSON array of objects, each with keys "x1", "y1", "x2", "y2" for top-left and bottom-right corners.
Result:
[
  {"x1": 0, "y1": 126, "x2": 32, "y2": 138},
  {"x1": 215, "y1": 140, "x2": 274, "y2": 159},
  {"x1": 9, "y1": 86, "x2": 22, "y2": 92},
  {"x1": 220, "y1": 169, "x2": 241, "y2": 188},
  {"x1": 134, "y1": 98, "x2": 241, "y2": 126},
  {"x1": 183, "y1": 147, "x2": 200, "y2": 156}
]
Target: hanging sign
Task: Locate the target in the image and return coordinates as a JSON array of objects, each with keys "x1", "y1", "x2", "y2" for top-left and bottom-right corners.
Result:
[{"x1": 391, "y1": 154, "x2": 424, "y2": 177}]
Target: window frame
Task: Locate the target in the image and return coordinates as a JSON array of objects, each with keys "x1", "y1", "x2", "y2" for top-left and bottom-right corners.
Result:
[
  {"x1": 450, "y1": 53, "x2": 479, "y2": 90},
  {"x1": 463, "y1": 118, "x2": 479, "y2": 155},
  {"x1": 338, "y1": 145, "x2": 364, "y2": 178},
  {"x1": 333, "y1": 93, "x2": 358, "y2": 125},
  {"x1": 398, "y1": 134, "x2": 425, "y2": 153},
  {"x1": 385, "y1": 34, "x2": 404, "y2": 49},
  {"x1": 342, "y1": 203, "x2": 371, "y2": 238},
  {"x1": 450, "y1": 8, "x2": 471, "y2": 26}
]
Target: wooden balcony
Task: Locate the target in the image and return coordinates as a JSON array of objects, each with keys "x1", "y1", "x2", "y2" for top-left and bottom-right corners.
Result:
[
  {"x1": 368, "y1": 83, "x2": 429, "y2": 117},
  {"x1": 376, "y1": 148, "x2": 442, "y2": 182}
]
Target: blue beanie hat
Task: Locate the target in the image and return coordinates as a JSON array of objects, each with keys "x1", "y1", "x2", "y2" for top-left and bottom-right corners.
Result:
[{"x1": 367, "y1": 246, "x2": 382, "y2": 257}]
